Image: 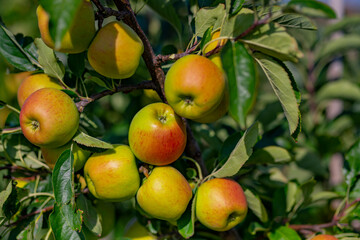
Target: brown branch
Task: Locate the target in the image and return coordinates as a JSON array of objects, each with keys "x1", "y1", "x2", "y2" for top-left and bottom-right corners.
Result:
[
  {"x1": 76, "y1": 80, "x2": 155, "y2": 112},
  {"x1": 6, "y1": 206, "x2": 54, "y2": 227},
  {"x1": 91, "y1": 0, "x2": 128, "y2": 28},
  {"x1": 155, "y1": 42, "x2": 200, "y2": 64}
]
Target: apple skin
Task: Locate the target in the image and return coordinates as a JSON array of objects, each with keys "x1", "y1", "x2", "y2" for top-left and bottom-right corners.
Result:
[
  {"x1": 17, "y1": 73, "x2": 62, "y2": 107},
  {"x1": 136, "y1": 166, "x2": 193, "y2": 222},
  {"x1": 87, "y1": 21, "x2": 144, "y2": 79},
  {"x1": 129, "y1": 102, "x2": 187, "y2": 166},
  {"x1": 37, "y1": 0, "x2": 95, "y2": 53},
  {"x1": 165, "y1": 54, "x2": 226, "y2": 119},
  {"x1": 84, "y1": 145, "x2": 140, "y2": 201},
  {"x1": 311, "y1": 235, "x2": 338, "y2": 240},
  {"x1": 41, "y1": 142, "x2": 91, "y2": 172},
  {"x1": 19, "y1": 88, "x2": 79, "y2": 148},
  {"x1": 204, "y1": 30, "x2": 227, "y2": 70},
  {"x1": 195, "y1": 178, "x2": 247, "y2": 232},
  {"x1": 0, "y1": 106, "x2": 11, "y2": 129},
  {"x1": 124, "y1": 220, "x2": 157, "y2": 240},
  {"x1": 3, "y1": 72, "x2": 31, "y2": 103}
]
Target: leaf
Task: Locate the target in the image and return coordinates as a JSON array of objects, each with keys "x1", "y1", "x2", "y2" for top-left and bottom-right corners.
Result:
[
  {"x1": 177, "y1": 194, "x2": 196, "y2": 239},
  {"x1": 195, "y1": 4, "x2": 226, "y2": 37},
  {"x1": 247, "y1": 146, "x2": 292, "y2": 165},
  {"x1": 325, "y1": 16, "x2": 360, "y2": 36},
  {"x1": 200, "y1": 26, "x2": 213, "y2": 52},
  {"x1": 76, "y1": 194, "x2": 102, "y2": 236},
  {"x1": 316, "y1": 35, "x2": 360, "y2": 62},
  {"x1": 34, "y1": 38, "x2": 65, "y2": 81},
  {"x1": 242, "y1": 23, "x2": 303, "y2": 62},
  {"x1": 0, "y1": 24, "x2": 38, "y2": 71},
  {"x1": 84, "y1": 73, "x2": 112, "y2": 90},
  {"x1": 73, "y1": 132, "x2": 113, "y2": 151},
  {"x1": 212, "y1": 122, "x2": 259, "y2": 178},
  {"x1": 268, "y1": 226, "x2": 301, "y2": 240},
  {"x1": 316, "y1": 80, "x2": 360, "y2": 102},
  {"x1": 49, "y1": 203, "x2": 84, "y2": 240},
  {"x1": 345, "y1": 139, "x2": 360, "y2": 188},
  {"x1": 286, "y1": 181, "x2": 299, "y2": 212},
  {"x1": 0, "y1": 181, "x2": 19, "y2": 220},
  {"x1": 52, "y1": 149, "x2": 74, "y2": 204},
  {"x1": 273, "y1": 13, "x2": 317, "y2": 30},
  {"x1": 221, "y1": 41, "x2": 256, "y2": 128},
  {"x1": 244, "y1": 189, "x2": 268, "y2": 222},
  {"x1": 254, "y1": 53, "x2": 301, "y2": 140},
  {"x1": 221, "y1": 8, "x2": 254, "y2": 38},
  {"x1": 228, "y1": 0, "x2": 245, "y2": 17},
  {"x1": 286, "y1": 0, "x2": 336, "y2": 19},
  {"x1": 39, "y1": 0, "x2": 83, "y2": 49},
  {"x1": 68, "y1": 53, "x2": 85, "y2": 77}
]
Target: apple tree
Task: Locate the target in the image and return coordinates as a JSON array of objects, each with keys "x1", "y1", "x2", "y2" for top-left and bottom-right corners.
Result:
[{"x1": 0, "y1": 0, "x2": 360, "y2": 239}]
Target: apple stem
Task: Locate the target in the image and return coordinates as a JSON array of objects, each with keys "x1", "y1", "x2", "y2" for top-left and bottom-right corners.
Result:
[{"x1": 139, "y1": 165, "x2": 150, "y2": 178}]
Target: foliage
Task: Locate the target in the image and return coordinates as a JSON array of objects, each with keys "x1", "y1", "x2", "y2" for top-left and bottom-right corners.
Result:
[{"x1": 0, "y1": 0, "x2": 360, "y2": 239}]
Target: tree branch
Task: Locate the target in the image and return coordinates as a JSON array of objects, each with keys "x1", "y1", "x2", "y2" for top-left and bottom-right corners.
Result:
[{"x1": 5, "y1": 206, "x2": 54, "y2": 227}]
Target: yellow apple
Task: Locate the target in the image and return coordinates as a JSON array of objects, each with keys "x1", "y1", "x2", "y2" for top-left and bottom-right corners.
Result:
[
  {"x1": 124, "y1": 220, "x2": 157, "y2": 240},
  {"x1": 0, "y1": 106, "x2": 11, "y2": 129}
]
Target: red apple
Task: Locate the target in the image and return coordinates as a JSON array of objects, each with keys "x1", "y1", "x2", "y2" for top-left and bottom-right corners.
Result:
[
  {"x1": 20, "y1": 88, "x2": 79, "y2": 148},
  {"x1": 311, "y1": 235, "x2": 339, "y2": 240},
  {"x1": 128, "y1": 102, "x2": 187, "y2": 166},
  {"x1": 195, "y1": 178, "x2": 248, "y2": 231}
]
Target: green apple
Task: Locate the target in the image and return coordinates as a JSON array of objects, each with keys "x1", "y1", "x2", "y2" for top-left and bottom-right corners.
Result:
[
  {"x1": 19, "y1": 88, "x2": 79, "y2": 148},
  {"x1": 0, "y1": 106, "x2": 11, "y2": 129},
  {"x1": 129, "y1": 102, "x2": 187, "y2": 166},
  {"x1": 164, "y1": 54, "x2": 226, "y2": 119},
  {"x1": 41, "y1": 142, "x2": 91, "y2": 172},
  {"x1": 17, "y1": 73, "x2": 63, "y2": 107},
  {"x1": 136, "y1": 166, "x2": 192, "y2": 222},
  {"x1": 195, "y1": 178, "x2": 247, "y2": 231},
  {"x1": 84, "y1": 145, "x2": 140, "y2": 201},
  {"x1": 124, "y1": 219, "x2": 156, "y2": 240},
  {"x1": 37, "y1": 0, "x2": 95, "y2": 53},
  {"x1": 311, "y1": 235, "x2": 339, "y2": 240},
  {"x1": 87, "y1": 21, "x2": 144, "y2": 79}
]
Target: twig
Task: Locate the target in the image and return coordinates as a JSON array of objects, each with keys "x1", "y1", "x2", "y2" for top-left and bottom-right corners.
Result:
[
  {"x1": 91, "y1": 0, "x2": 128, "y2": 28},
  {"x1": 5, "y1": 206, "x2": 54, "y2": 227},
  {"x1": 155, "y1": 43, "x2": 200, "y2": 64}
]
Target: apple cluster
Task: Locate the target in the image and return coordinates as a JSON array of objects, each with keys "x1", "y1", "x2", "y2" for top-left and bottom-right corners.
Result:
[{"x1": 9, "y1": 0, "x2": 249, "y2": 236}]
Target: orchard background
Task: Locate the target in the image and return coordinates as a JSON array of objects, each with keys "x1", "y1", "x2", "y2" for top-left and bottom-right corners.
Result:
[{"x1": 0, "y1": 0, "x2": 360, "y2": 239}]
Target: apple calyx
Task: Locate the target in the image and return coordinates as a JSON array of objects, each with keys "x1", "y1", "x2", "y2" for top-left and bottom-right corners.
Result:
[
  {"x1": 227, "y1": 212, "x2": 242, "y2": 225},
  {"x1": 30, "y1": 120, "x2": 40, "y2": 131}
]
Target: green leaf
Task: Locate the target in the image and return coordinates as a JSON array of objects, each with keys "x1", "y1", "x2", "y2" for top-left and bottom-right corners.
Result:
[
  {"x1": 221, "y1": 41, "x2": 256, "y2": 128},
  {"x1": 345, "y1": 139, "x2": 360, "y2": 188},
  {"x1": 286, "y1": 0, "x2": 336, "y2": 19},
  {"x1": 52, "y1": 149, "x2": 74, "y2": 204},
  {"x1": 247, "y1": 146, "x2": 292, "y2": 165},
  {"x1": 49, "y1": 203, "x2": 84, "y2": 240},
  {"x1": 273, "y1": 13, "x2": 317, "y2": 30},
  {"x1": 254, "y1": 53, "x2": 301, "y2": 139},
  {"x1": 316, "y1": 35, "x2": 360, "y2": 62},
  {"x1": 195, "y1": 4, "x2": 226, "y2": 37},
  {"x1": 76, "y1": 194, "x2": 102, "y2": 236},
  {"x1": 177, "y1": 194, "x2": 196, "y2": 239},
  {"x1": 221, "y1": 8, "x2": 254, "y2": 38},
  {"x1": 268, "y1": 226, "x2": 301, "y2": 240},
  {"x1": 0, "y1": 24, "x2": 38, "y2": 71},
  {"x1": 316, "y1": 80, "x2": 360, "y2": 102},
  {"x1": 286, "y1": 181, "x2": 299, "y2": 212},
  {"x1": 39, "y1": 0, "x2": 83, "y2": 49},
  {"x1": 242, "y1": 23, "x2": 303, "y2": 62},
  {"x1": 68, "y1": 53, "x2": 85, "y2": 77},
  {"x1": 84, "y1": 73, "x2": 112, "y2": 90},
  {"x1": 73, "y1": 132, "x2": 113, "y2": 151},
  {"x1": 34, "y1": 38, "x2": 65, "y2": 81},
  {"x1": 212, "y1": 122, "x2": 259, "y2": 178},
  {"x1": 228, "y1": 0, "x2": 244, "y2": 17},
  {"x1": 0, "y1": 181, "x2": 18, "y2": 220},
  {"x1": 325, "y1": 16, "x2": 360, "y2": 36},
  {"x1": 244, "y1": 189, "x2": 268, "y2": 222},
  {"x1": 200, "y1": 26, "x2": 213, "y2": 52}
]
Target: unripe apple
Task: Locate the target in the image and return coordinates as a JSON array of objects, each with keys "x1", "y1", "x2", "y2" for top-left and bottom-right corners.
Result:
[
  {"x1": 41, "y1": 142, "x2": 91, "y2": 172},
  {"x1": 19, "y1": 88, "x2": 79, "y2": 148},
  {"x1": 17, "y1": 73, "x2": 62, "y2": 107},
  {"x1": 129, "y1": 102, "x2": 187, "y2": 166},
  {"x1": 3, "y1": 72, "x2": 31, "y2": 102},
  {"x1": 0, "y1": 106, "x2": 11, "y2": 129},
  {"x1": 87, "y1": 21, "x2": 144, "y2": 79},
  {"x1": 37, "y1": 0, "x2": 96, "y2": 53},
  {"x1": 311, "y1": 235, "x2": 338, "y2": 240},
  {"x1": 165, "y1": 55, "x2": 226, "y2": 119},
  {"x1": 195, "y1": 178, "x2": 247, "y2": 231},
  {"x1": 136, "y1": 166, "x2": 193, "y2": 222},
  {"x1": 204, "y1": 30, "x2": 227, "y2": 70},
  {"x1": 84, "y1": 145, "x2": 140, "y2": 201},
  {"x1": 124, "y1": 220, "x2": 157, "y2": 240}
]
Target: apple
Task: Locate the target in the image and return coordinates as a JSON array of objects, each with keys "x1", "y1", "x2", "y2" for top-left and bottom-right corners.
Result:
[
  {"x1": 3, "y1": 72, "x2": 31, "y2": 103},
  {"x1": 17, "y1": 73, "x2": 63, "y2": 107},
  {"x1": 164, "y1": 54, "x2": 226, "y2": 119},
  {"x1": 136, "y1": 166, "x2": 192, "y2": 222},
  {"x1": 84, "y1": 145, "x2": 140, "y2": 201},
  {"x1": 0, "y1": 106, "x2": 11, "y2": 129},
  {"x1": 203, "y1": 30, "x2": 227, "y2": 70},
  {"x1": 87, "y1": 21, "x2": 144, "y2": 79},
  {"x1": 128, "y1": 102, "x2": 187, "y2": 166},
  {"x1": 19, "y1": 88, "x2": 79, "y2": 148},
  {"x1": 37, "y1": 0, "x2": 96, "y2": 53},
  {"x1": 195, "y1": 178, "x2": 247, "y2": 231},
  {"x1": 124, "y1": 219, "x2": 157, "y2": 240},
  {"x1": 41, "y1": 142, "x2": 91, "y2": 172},
  {"x1": 311, "y1": 235, "x2": 339, "y2": 240}
]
